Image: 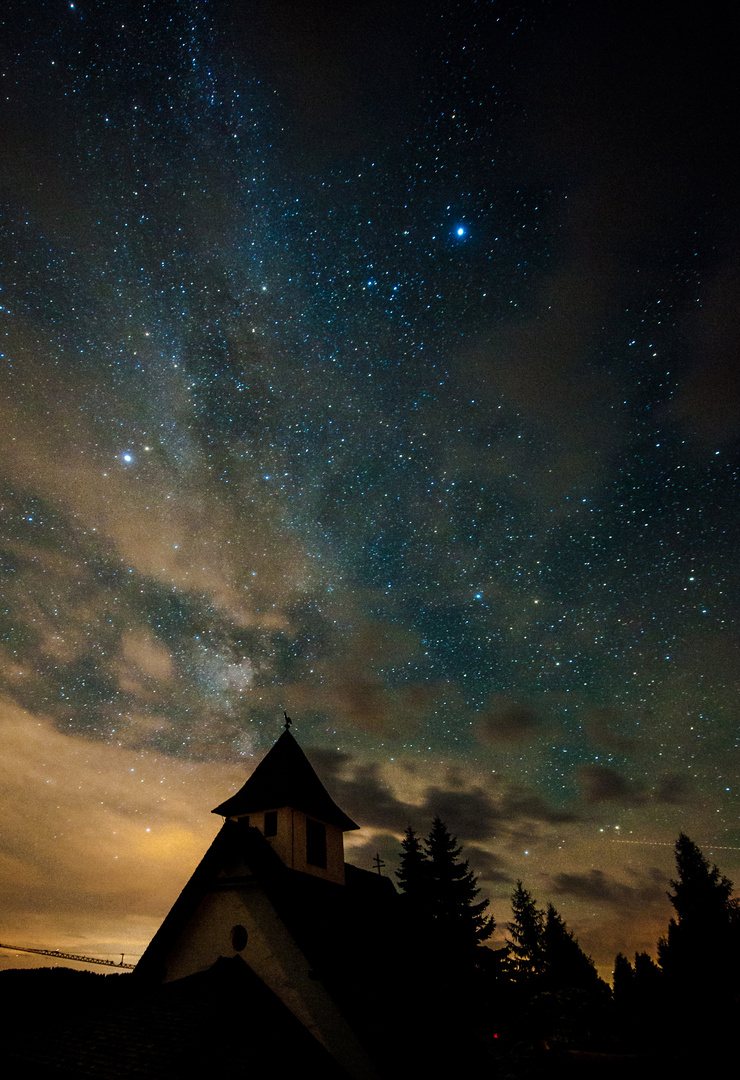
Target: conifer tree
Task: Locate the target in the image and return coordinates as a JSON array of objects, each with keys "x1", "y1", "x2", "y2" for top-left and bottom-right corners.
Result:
[
  {"x1": 667, "y1": 833, "x2": 733, "y2": 926},
  {"x1": 506, "y1": 881, "x2": 545, "y2": 981},
  {"x1": 543, "y1": 903, "x2": 602, "y2": 992},
  {"x1": 657, "y1": 834, "x2": 740, "y2": 1058},
  {"x1": 612, "y1": 952, "x2": 634, "y2": 1010},
  {"x1": 658, "y1": 833, "x2": 737, "y2": 990},
  {"x1": 396, "y1": 818, "x2": 494, "y2": 955},
  {"x1": 424, "y1": 817, "x2": 495, "y2": 950},
  {"x1": 396, "y1": 825, "x2": 428, "y2": 908}
]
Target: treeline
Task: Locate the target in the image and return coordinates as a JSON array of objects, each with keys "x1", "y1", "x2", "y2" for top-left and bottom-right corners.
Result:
[{"x1": 396, "y1": 820, "x2": 739, "y2": 1059}]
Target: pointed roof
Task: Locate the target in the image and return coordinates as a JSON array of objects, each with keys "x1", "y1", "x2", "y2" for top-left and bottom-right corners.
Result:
[{"x1": 212, "y1": 729, "x2": 359, "y2": 831}]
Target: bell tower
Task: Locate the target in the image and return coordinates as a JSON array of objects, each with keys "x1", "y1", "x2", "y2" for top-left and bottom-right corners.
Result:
[{"x1": 211, "y1": 719, "x2": 359, "y2": 885}]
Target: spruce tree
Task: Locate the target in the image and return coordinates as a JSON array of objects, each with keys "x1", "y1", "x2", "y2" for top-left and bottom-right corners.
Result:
[
  {"x1": 507, "y1": 881, "x2": 546, "y2": 981},
  {"x1": 612, "y1": 952, "x2": 634, "y2": 1011},
  {"x1": 396, "y1": 825, "x2": 429, "y2": 909},
  {"x1": 396, "y1": 818, "x2": 495, "y2": 957},
  {"x1": 424, "y1": 816, "x2": 495, "y2": 950},
  {"x1": 667, "y1": 833, "x2": 733, "y2": 926},
  {"x1": 658, "y1": 833, "x2": 737, "y2": 993},
  {"x1": 543, "y1": 903, "x2": 602, "y2": 992}
]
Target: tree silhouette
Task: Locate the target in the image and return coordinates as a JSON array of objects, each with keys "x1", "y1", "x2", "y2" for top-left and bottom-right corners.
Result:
[
  {"x1": 543, "y1": 903, "x2": 603, "y2": 993},
  {"x1": 612, "y1": 951, "x2": 634, "y2": 1011},
  {"x1": 506, "y1": 881, "x2": 545, "y2": 981},
  {"x1": 506, "y1": 887, "x2": 613, "y2": 1049},
  {"x1": 653, "y1": 833, "x2": 740, "y2": 1062},
  {"x1": 396, "y1": 825, "x2": 428, "y2": 908},
  {"x1": 658, "y1": 833, "x2": 736, "y2": 986},
  {"x1": 395, "y1": 818, "x2": 494, "y2": 957},
  {"x1": 668, "y1": 833, "x2": 732, "y2": 922},
  {"x1": 613, "y1": 951, "x2": 663, "y2": 1052},
  {"x1": 424, "y1": 816, "x2": 494, "y2": 950}
]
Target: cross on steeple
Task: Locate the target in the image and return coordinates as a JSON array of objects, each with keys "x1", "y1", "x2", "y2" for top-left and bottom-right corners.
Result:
[{"x1": 283, "y1": 711, "x2": 292, "y2": 731}]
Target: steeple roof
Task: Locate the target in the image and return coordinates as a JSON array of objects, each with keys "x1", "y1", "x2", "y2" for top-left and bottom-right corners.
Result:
[{"x1": 212, "y1": 729, "x2": 359, "y2": 832}]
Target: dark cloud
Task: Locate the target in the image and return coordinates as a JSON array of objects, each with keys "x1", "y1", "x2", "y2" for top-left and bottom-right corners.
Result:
[
  {"x1": 464, "y1": 844, "x2": 511, "y2": 885},
  {"x1": 306, "y1": 754, "x2": 416, "y2": 834},
  {"x1": 301, "y1": 746, "x2": 352, "y2": 784},
  {"x1": 476, "y1": 696, "x2": 545, "y2": 746},
  {"x1": 655, "y1": 773, "x2": 694, "y2": 806},
  {"x1": 581, "y1": 707, "x2": 639, "y2": 754},
  {"x1": 500, "y1": 820, "x2": 548, "y2": 857},
  {"x1": 499, "y1": 788, "x2": 579, "y2": 826},
  {"x1": 309, "y1": 751, "x2": 577, "y2": 844},
  {"x1": 321, "y1": 673, "x2": 395, "y2": 735},
  {"x1": 551, "y1": 866, "x2": 667, "y2": 915},
  {"x1": 460, "y1": 320, "x2": 622, "y2": 500},
  {"x1": 421, "y1": 784, "x2": 501, "y2": 842},
  {"x1": 544, "y1": 862, "x2": 675, "y2": 973},
  {"x1": 577, "y1": 765, "x2": 641, "y2": 806}
]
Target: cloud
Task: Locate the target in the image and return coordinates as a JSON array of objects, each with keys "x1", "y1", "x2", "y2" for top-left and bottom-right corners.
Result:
[
  {"x1": 464, "y1": 844, "x2": 511, "y2": 885},
  {"x1": 577, "y1": 765, "x2": 640, "y2": 806},
  {"x1": 455, "y1": 262, "x2": 625, "y2": 502},
  {"x1": 654, "y1": 773, "x2": 693, "y2": 805},
  {"x1": 421, "y1": 785, "x2": 502, "y2": 842},
  {"x1": 580, "y1": 706, "x2": 639, "y2": 754},
  {"x1": 0, "y1": 701, "x2": 228, "y2": 960},
  {"x1": 0, "y1": 385, "x2": 311, "y2": 628},
  {"x1": 274, "y1": 622, "x2": 454, "y2": 739},
  {"x1": 550, "y1": 866, "x2": 667, "y2": 914},
  {"x1": 306, "y1": 747, "x2": 581, "y2": 855},
  {"x1": 231, "y1": 0, "x2": 420, "y2": 167},
  {"x1": 476, "y1": 696, "x2": 545, "y2": 746},
  {"x1": 499, "y1": 787, "x2": 579, "y2": 825},
  {"x1": 336, "y1": 762, "x2": 417, "y2": 833}
]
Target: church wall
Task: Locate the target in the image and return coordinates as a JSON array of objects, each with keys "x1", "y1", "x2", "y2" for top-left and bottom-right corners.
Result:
[
  {"x1": 159, "y1": 877, "x2": 375, "y2": 1079},
  {"x1": 247, "y1": 807, "x2": 345, "y2": 885}
]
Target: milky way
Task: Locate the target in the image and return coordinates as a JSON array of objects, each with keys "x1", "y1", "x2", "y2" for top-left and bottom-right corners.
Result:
[{"x1": 1, "y1": 1, "x2": 738, "y2": 976}]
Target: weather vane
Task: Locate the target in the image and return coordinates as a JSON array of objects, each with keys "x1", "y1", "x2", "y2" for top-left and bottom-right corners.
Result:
[{"x1": 283, "y1": 711, "x2": 292, "y2": 731}]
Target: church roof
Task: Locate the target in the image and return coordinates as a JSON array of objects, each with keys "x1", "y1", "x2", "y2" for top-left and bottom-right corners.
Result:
[
  {"x1": 211, "y1": 728, "x2": 359, "y2": 832},
  {"x1": 6, "y1": 954, "x2": 350, "y2": 1078}
]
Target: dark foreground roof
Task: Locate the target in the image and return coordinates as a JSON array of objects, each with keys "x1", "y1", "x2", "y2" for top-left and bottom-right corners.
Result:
[
  {"x1": 5, "y1": 956, "x2": 349, "y2": 1079},
  {"x1": 211, "y1": 728, "x2": 359, "y2": 830}
]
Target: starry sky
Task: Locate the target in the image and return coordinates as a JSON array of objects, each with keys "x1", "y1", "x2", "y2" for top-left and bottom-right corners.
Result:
[{"x1": 1, "y1": 1, "x2": 738, "y2": 980}]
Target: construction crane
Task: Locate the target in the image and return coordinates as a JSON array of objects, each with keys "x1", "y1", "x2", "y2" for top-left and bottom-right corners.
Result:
[{"x1": 0, "y1": 941, "x2": 135, "y2": 970}]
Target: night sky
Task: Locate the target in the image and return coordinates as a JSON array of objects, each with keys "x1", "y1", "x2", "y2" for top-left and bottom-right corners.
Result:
[{"x1": 1, "y1": 1, "x2": 738, "y2": 980}]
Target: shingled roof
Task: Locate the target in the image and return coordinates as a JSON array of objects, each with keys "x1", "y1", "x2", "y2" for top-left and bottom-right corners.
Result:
[{"x1": 211, "y1": 728, "x2": 359, "y2": 832}]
